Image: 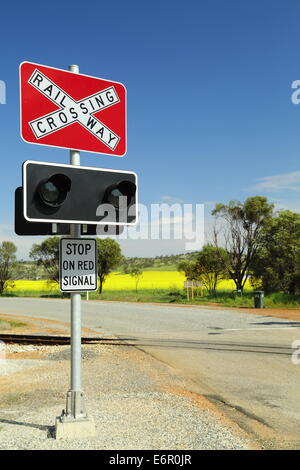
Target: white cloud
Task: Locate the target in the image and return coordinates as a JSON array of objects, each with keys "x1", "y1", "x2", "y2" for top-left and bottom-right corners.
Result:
[{"x1": 247, "y1": 171, "x2": 300, "y2": 193}]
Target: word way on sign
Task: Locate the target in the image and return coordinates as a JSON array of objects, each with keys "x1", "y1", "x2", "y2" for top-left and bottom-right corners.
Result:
[{"x1": 60, "y1": 239, "x2": 98, "y2": 292}]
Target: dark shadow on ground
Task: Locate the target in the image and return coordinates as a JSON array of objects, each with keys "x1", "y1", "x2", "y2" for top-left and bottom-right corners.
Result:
[
  {"x1": 0, "y1": 418, "x2": 55, "y2": 438},
  {"x1": 100, "y1": 336, "x2": 294, "y2": 356}
]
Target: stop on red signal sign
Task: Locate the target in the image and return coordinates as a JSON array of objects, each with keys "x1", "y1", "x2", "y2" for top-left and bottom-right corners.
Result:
[{"x1": 19, "y1": 61, "x2": 127, "y2": 156}]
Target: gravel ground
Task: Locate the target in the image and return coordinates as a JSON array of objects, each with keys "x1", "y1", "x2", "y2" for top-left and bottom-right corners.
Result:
[{"x1": 0, "y1": 341, "x2": 254, "y2": 450}]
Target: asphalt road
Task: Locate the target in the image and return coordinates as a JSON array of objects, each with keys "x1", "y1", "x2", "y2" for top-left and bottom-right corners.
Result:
[{"x1": 1, "y1": 297, "x2": 300, "y2": 448}]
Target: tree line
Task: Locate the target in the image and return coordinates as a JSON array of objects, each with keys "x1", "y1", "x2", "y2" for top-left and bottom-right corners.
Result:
[
  {"x1": 1, "y1": 195, "x2": 300, "y2": 296},
  {"x1": 178, "y1": 196, "x2": 300, "y2": 295},
  {"x1": 0, "y1": 237, "x2": 163, "y2": 295},
  {"x1": 0, "y1": 238, "x2": 123, "y2": 294}
]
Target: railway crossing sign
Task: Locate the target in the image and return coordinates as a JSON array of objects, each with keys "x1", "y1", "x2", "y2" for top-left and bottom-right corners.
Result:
[
  {"x1": 60, "y1": 238, "x2": 98, "y2": 292},
  {"x1": 20, "y1": 62, "x2": 127, "y2": 156},
  {"x1": 18, "y1": 62, "x2": 134, "y2": 437}
]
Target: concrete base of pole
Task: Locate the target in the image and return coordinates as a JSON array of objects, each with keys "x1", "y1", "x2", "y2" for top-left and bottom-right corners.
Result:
[
  {"x1": 55, "y1": 416, "x2": 96, "y2": 440},
  {"x1": 55, "y1": 389, "x2": 95, "y2": 439}
]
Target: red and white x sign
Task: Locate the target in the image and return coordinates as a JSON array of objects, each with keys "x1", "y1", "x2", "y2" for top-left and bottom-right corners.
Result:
[{"x1": 20, "y1": 62, "x2": 127, "y2": 156}]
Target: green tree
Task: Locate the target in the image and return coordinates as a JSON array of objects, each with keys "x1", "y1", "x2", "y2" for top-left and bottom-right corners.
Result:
[
  {"x1": 0, "y1": 241, "x2": 17, "y2": 294},
  {"x1": 29, "y1": 237, "x2": 60, "y2": 283},
  {"x1": 194, "y1": 245, "x2": 228, "y2": 294},
  {"x1": 97, "y1": 238, "x2": 123, "y2": 293},
  {"x1": 212, "y1": 196, "x2": 274, "y2": 291},
  {"x1": 126, "y1": 265, "x2": 143, "y2": 292},
  {"x1": 177, "y1": 259, "x2": 199, "y2": 281},
  {"x1": 250, "y1": 210, "x2": 300, "y2": 294},
  {"x1": 13, "y1": 261, "x2": 40, "y2": 280}
]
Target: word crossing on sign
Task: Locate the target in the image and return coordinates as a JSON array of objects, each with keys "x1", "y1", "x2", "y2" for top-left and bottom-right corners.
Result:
[{"x1": 60, "y1": 238, "x2": 98, "y2": 292}]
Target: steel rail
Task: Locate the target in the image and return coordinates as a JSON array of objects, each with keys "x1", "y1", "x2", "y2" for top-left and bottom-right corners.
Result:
[{"x1": 0, "y1": 333, "x2": 105, "y2": 345}]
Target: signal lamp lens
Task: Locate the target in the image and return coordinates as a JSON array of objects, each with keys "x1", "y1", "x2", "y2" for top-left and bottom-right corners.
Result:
[
  {"x1": 38, "y1": 173, "x2": 71, "y2": 207},
  {"x1": 105, "y1": 180, "x2": 136, "y2": 211}
]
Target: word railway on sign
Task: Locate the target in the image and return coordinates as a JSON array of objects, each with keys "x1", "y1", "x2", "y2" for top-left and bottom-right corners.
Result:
[
  {"x1": 60, "y1": 238, "x2": 98, "y2": 292},
  {"x1": 20, "y1": 61, "x2": 127, "y2": 156}
]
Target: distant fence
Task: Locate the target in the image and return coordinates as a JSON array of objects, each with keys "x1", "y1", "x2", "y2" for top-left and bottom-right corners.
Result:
[{"x1": 184, "y1": 280, "x2": 203, "y2": 299}]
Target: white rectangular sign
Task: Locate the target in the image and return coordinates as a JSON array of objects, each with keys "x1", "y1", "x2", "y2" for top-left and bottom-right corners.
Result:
[{"x1": 60, "y1": 238, "x2": 97, "y2": 292}]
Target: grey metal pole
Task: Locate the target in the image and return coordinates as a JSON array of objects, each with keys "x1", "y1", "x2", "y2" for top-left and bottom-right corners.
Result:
[
  {"x1": 55, "y1": 65, "x2": 95, "y2": 437},
  {"x1": 69, "y1": 70, "x2": 81, "y2": 393},
  {"x1": 66, "y1": 64, "x2": 85, "y2": 419}
]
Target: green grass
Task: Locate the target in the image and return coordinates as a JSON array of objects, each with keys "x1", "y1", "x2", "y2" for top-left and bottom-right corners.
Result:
[
  {"x1": 88, "y1": 288, "x2": 186, "y2": 303},
  {"x1": 1, "y1": 290, "x2": 66, "y2": 298},
  {"x1": 0, "y1": 319, "x2": 27, "y2": 329},
  {"x1": 177, "y1": 290, "x2": 300, "y2": 309},
  {"x1": 261, "y1": 293, "x2": 300, "y2": 309}
]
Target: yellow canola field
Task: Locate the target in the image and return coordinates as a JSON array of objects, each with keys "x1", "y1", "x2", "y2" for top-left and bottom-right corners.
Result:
[
  {"x1": 6, "y1": 280, "x2": 59, "y2": 292},
  {"x1": 7, "y1": 273, "x2": 251, "y2": 292}
]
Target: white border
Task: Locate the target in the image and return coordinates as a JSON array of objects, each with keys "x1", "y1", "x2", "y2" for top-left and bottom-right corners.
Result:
[
  {"x1": 19, "y1": 61, "x2": 127, "y2": 157},
  {"x1": 23, "y1": 160, "x2": 138, "y2": 226}
]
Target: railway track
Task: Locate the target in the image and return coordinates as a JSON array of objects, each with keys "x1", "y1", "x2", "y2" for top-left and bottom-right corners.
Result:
[{"x1": 0, "y1": 333, "x2": 106, "y2": 345}]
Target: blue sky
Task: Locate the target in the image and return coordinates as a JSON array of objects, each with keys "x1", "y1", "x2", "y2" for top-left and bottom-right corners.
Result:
[{"x1": 1, "y1": 0, "x2": 300, "y2": 257}]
